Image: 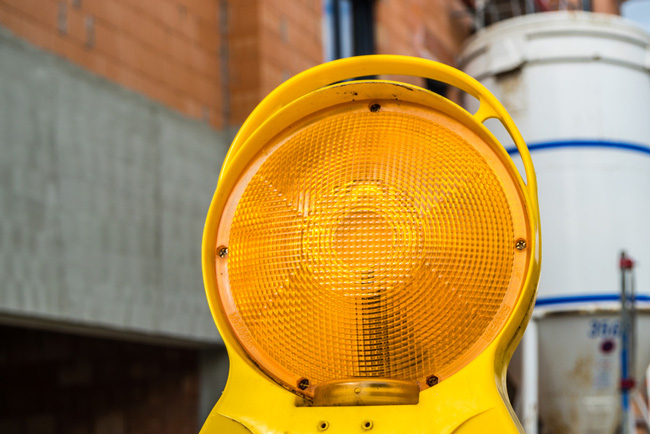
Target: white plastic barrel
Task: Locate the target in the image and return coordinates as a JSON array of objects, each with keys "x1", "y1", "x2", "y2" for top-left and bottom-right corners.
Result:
[{"x1": 460, "y1": 12, "x2": 650, "y2": 434}]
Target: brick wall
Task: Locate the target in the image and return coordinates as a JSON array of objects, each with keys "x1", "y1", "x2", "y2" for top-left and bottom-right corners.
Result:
[
  {"x1": 375, "y1": 0, "x2": 472, "y2": 86},
  {"x1": 227, "y1": 0, "x2": 323, "y2": 125},
  {"x1": 377, "y1": 0, "x2": 472, "y2": 66},
  {"x1": 0, "y1": 0, "x2": 223, "y2": 128},
  {"x1": 258, "y1": 0, "x2": 322, "y2": 97},
  {"x1": 226, "y1": 0, "x2": 259, "y2": 126},
  {"x1": 0, "y1": 0, "x2": 623, "y2": 129},
  {"x1": 541, "y1": 0, "x2": 620, "y2": 13},
  {"x1": 0, "y1": 325, "x2": 199, "y2": 434},
  {"x1": 0, "y1": 0, "x2": 325, "y2": 127}
]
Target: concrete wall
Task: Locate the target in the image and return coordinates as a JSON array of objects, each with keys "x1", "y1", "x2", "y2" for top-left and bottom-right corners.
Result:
[{"x1": 0, "y1": 26, "x2": 228, "y2": 344}]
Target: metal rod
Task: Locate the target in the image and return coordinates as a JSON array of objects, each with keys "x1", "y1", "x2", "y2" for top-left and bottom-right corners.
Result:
[
  {"x1": 487, "y1": 2, "x2": 500, "y2": 24},
  {"x1": 474, "y1": 0, "x2": 486, "y2": 30},
  {"x1": 351, "y1": 0, "x2": 375, "y2": 56},
  {"x1": 633, "y1": 391, "x2": 650, "y2": 430},
  {"x1": 521, "y1": 321, "x2": 539, "y2": 434},
  {"x1": 620, "y1": 251, "x2": 636, "y2": 434},
  {"x1": 647, "y1": 364, "x2": 650, "y2": 426},
  {"x1": 332, "y1": 0, "x2": 342, "y2": 60},
  {"x1": 525, "y1": 0, "x2": 535, "y2": 14},
  {"x1": 631, "y1": 270, "x2": 637, "y2": 381}
]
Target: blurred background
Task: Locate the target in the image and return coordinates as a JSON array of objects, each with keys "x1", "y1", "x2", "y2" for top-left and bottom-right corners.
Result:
[{"x1": 0, "y1": 0, "x2": 649, "y2": 433}]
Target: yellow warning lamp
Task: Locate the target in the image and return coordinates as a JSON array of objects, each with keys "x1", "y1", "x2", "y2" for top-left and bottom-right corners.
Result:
[{"x1": 201, "y1": 55, "x2": 540, "y2": 433}]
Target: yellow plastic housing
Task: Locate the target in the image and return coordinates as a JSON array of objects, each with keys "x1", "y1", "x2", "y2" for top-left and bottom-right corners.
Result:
[{"x1": 202, "y1": 55, "x2": 541, "y2": 434}]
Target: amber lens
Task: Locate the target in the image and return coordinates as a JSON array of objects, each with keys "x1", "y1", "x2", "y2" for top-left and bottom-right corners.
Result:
[{"x1": 218, "y1": 100, "x2": 529, "y2": 393}]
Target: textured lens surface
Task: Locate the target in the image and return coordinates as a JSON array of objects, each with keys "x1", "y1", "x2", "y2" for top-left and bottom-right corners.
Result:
[{"x1": 221, "y1": 103, "x2": 527, "y2": 390}]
